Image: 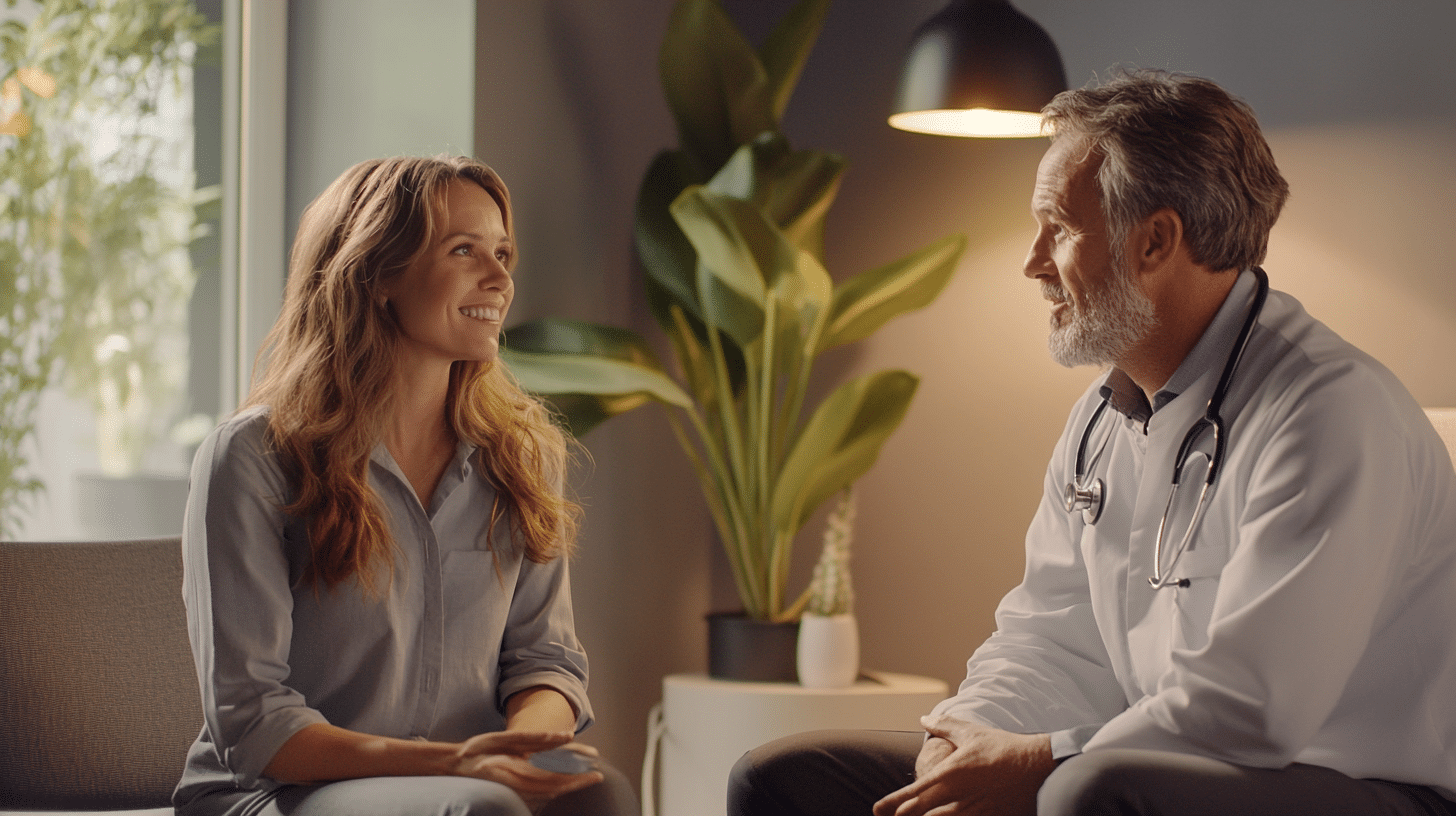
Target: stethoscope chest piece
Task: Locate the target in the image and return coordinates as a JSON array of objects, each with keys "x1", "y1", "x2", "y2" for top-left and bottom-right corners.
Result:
[{"x1": 1064, "y1": 477, "x2": 1103, "y2": 524}]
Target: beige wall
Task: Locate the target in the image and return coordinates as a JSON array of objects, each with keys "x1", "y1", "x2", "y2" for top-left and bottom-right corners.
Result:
[{"x1": 475, "y1": 0, "x2": 1456, "y2": 791}]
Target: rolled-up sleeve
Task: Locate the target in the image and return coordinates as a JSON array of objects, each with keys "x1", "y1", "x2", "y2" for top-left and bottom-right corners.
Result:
[
  {"x1": 497, "y1": 552, "x2": 593, "y2": 732},
  {"x1": 182, "y1": 415, "x2": 326, "y2": 786}
]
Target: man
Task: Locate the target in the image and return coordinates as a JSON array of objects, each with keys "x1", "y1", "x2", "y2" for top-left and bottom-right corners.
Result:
[{"x1": 727, "y1": 71, "x2": 1456, "y2": 816}]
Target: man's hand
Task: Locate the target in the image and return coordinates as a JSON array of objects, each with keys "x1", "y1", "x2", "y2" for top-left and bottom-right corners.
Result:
[
  {"x1": 915, "y1": 735, "x2": 957, "y2": 779},
  {"x1": 874, "y1": 716, "x2": 1054, "y2": 816},
  {"x1": 452, "y1": 731, "x2": 604, "y2": 812}
]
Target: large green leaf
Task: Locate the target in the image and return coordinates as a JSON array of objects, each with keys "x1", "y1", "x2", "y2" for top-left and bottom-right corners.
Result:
[
  {"x1": 501, "y1": 351, "x2": 688, "y2": 407},
  {"x1": 707, "y1": 133, "x2": 845, "y2": 259},
  {"x1": 635, "y1": 149, "x2": 706, "y2": 333},
  {"x1": 500, "y1": 346, "x2": 691, "y2": 438},
  {"x1": 671, "y1": 187, "x2": 794, "y2": 349},
  {"x1": 819, "y1": 233, "x2": 967, "y2": 352},
  {"x1": 770, "y1": 370, "x2": 919, "y2": 540},
  {"x1": 505, "y1": 317, "x2": 659, "y2": 366},
  {"x1": 528, "y1": 392, "x2": 657, "y2": 440},
  {"x1": 767, "y1": 246, "x2": 832, "y2": 385},
  {"x1": 758, "y1": 0, "x2": 833, "y2": 123},
  {"x1": 659, "y1": 0, "x2": 775, "y2": 174}
]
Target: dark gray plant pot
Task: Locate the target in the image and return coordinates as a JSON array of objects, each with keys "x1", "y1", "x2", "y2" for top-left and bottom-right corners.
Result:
[{"x1": 707, "y1": 612, "x2": 799, "y2": 683}]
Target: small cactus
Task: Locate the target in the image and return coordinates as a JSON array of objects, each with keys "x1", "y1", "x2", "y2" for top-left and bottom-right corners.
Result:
[{"x1": 806, "y1": 487, "x2": 855, "y2": 616}]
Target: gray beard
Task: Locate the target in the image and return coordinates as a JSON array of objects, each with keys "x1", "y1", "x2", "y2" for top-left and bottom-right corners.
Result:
[{"x1": 1044, "y1": 266, "x2": 1157, "y2": 368}]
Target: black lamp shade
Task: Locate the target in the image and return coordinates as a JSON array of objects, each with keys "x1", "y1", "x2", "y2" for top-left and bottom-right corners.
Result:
[{"x1": 891, "y1": 0, "x2": 1067, "y2": 137}]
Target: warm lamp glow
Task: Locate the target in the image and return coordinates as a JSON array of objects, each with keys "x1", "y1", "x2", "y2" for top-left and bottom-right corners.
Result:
[
  {"x1": 890, "y1": 0, "x2": 1065, "y2": 139},
  {"x1": 888, "y1": 107, "x2": 1045, "y2": 138}
]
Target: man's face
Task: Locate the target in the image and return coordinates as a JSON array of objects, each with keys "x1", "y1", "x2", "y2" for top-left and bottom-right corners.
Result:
[{"x1": 1023, "y1": 136, "x2": 1155, "y2": 369}]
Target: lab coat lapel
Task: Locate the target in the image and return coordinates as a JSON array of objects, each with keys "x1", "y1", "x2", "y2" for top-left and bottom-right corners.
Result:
[{"x1": 1124, "y1": 366, "x2": 1220, "y2": 694}]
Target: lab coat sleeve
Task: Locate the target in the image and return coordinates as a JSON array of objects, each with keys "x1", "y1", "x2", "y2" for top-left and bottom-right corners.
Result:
[
  {"x1": 932, "y1": 398, "x2": 1129, "y2": 744},
  {"x1": 1082, "y1": 363, "x2": 1431, "y2": 766},
  {"x1": 181, "y1": 413, "x2": 327, "y2": 787}
]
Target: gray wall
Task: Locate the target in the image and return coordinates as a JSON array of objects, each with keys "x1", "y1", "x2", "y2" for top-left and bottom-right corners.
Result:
[
  {"x1": 476, "y1": 0, "x2": 1456, "y2": 790},
  {"x1": 286, "y1": 0, "x2": 475, "y2": 239}
]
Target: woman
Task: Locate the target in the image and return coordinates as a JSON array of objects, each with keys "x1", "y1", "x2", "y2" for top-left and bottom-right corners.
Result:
[{"x1": 174, "y1": 156, "x2": 635, "y2": 816}]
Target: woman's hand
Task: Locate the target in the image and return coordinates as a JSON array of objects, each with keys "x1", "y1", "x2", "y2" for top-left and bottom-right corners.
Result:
[{"x1": 452, "y1": 731, "x2": 604, "y2": 812}]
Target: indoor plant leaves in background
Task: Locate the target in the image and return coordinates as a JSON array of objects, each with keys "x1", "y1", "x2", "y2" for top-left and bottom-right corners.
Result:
[{"x1": 502, "y1": 0, "x2": 966, "y2": 625}]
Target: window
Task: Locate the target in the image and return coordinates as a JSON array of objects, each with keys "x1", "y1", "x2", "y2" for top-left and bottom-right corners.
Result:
[{"x1": 0, "y1": 0, "x2": 280, "y2": 541}]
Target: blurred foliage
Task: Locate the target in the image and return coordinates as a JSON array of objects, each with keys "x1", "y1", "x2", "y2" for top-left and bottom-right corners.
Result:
[{"x1": 0, "y1": 0, "x2": 217, "y2": 537}]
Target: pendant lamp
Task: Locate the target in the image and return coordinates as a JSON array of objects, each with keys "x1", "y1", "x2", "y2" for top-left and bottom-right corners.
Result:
[{"x1": 890, "y1": 0, "x2": 1067, "y2": 138}]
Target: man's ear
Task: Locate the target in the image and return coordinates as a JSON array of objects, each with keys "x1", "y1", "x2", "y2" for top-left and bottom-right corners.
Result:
[{"x1": 1129, "y1": 207, "x2": 1184, "y2": 275}]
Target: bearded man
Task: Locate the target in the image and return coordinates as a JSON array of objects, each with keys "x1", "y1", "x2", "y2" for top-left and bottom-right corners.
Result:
[{"x1": 727, "y1": 70, "x2": 1456, "y2": 816}]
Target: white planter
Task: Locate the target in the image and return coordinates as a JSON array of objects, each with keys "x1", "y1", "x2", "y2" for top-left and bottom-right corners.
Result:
[{"x1": 796, "y1": 612, "x2": 860, "y2": 688}]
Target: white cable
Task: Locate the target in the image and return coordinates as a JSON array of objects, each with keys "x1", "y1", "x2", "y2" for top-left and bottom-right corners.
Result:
[{"x1": 641, "y1": 701, "x2": 666, "y2": 816}]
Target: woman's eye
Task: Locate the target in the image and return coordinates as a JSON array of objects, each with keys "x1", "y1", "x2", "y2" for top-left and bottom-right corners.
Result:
[
  {"x1": 495, "y1": 249, "x2": 511, "y2": 263},
  {"x1": 452, "y1": 245, "x2": 472, "y2": 256}
]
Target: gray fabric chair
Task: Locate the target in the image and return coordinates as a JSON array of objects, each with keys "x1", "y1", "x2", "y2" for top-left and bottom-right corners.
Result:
[{"x1": 0, "y1": 536, "x2": 197, "y2": 814}]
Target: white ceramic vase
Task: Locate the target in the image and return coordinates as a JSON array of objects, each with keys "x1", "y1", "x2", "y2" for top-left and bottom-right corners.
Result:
[{"x1": 796, "y1": 612, "x2": 860, "y2": 688}]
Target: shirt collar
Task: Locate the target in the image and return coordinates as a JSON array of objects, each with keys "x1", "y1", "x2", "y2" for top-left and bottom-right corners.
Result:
[
  {"x1": 1099, "y1": 268, "x2": 1258, "y2": 422},
  {"x1": 369, "y1": 439, "x2": 480, "y2": 509}
]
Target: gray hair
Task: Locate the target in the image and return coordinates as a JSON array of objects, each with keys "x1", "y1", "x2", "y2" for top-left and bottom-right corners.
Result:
[{"x1": 1042, "y1": 69, "x2": 1289, "y2": 273}]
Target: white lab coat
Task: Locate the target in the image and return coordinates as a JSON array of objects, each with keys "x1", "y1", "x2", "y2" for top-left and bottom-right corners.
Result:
[{"x1": 934, "y1": 277, "x2": 1456, "y2": 799}]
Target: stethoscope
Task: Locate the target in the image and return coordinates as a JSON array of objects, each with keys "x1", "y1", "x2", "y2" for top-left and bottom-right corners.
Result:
[{"x1": 1064, "y1": 267, "x2": 1269, "y2": 590}]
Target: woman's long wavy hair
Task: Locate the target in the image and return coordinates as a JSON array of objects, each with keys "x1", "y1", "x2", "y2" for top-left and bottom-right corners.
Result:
[{"x1": 245, "y1": 155, "x2": 579, "y2": 591}]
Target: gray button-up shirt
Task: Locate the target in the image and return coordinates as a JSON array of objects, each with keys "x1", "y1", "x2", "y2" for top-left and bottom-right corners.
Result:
[{"x1": 174, "y1": 406, "x2": 591, "y2": 815}]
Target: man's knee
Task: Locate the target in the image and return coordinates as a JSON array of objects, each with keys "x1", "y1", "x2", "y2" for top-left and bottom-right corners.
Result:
[
  {"x1": 728, "y1": 732, "x2": 822, "y2": 815},
  {"x1": 729, "y1": 730, "x2": 921, "y2": 816},
  {"x1": 1038, "y1": 751, "x2": 1151, "y2": 816}
]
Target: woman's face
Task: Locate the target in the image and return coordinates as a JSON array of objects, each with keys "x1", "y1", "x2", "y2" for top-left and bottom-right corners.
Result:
[{"x1": 382, "y1": 179, "x2": 515, "y2": 374}]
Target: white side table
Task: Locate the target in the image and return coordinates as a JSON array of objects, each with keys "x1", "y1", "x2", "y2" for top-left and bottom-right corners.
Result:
[{"x1": 654, "y1": 672, "x2": 948, "y2": 816}]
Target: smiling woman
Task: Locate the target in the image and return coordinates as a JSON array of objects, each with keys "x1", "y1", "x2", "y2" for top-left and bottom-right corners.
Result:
[
  {"x1": 174, "y1": 156, "x2": 637, "y2": 816},
  {"x1": 383, "y1": 179, "x2": 516, "y2": 377}
]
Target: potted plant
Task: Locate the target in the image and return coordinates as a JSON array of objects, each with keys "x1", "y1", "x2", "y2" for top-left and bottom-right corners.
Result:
[
  {"x1": 0, "y1": 0, "x2": 215, "y2": 538},
  {"x1": 797, "y1": 487, "x2": 858, "y2": 687},
  {"x1": 501, "y1": 0, "x2": 965, "y2": 678}
]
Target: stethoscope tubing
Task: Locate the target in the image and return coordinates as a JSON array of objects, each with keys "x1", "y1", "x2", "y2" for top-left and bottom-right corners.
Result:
[{"x1": 1065, "y1": 267, "x2": 1270, "y2": 590}]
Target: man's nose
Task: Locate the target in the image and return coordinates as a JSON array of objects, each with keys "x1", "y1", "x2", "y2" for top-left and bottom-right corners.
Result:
[{"x1": 1023, "y1": 239, "x2": 1049, "y2": 280}]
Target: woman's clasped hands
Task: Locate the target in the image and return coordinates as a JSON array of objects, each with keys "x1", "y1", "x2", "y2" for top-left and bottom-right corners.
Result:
[{"x1": 453, "y1": 731, "x2": 603, "y2": 811}]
